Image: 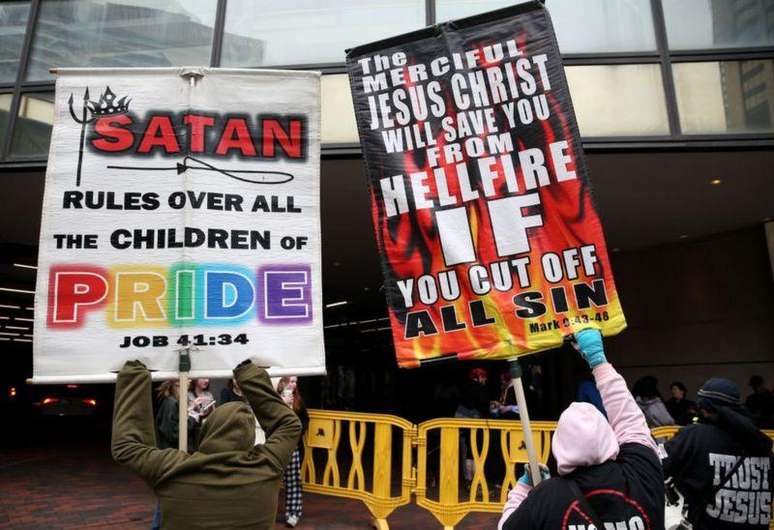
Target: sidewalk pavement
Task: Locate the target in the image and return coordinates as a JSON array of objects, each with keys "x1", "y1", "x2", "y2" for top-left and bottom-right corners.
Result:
[{"x1": 0, "y1": 442, "x2": 499, "y2": 529}]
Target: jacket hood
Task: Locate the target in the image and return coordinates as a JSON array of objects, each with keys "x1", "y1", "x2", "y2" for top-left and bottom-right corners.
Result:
[
  {"x1": 197, "y1": 402, "x2": 255, "y2": 454},
  {"x1": 636, "y1": 396, "x2": 661, "y2": 406},
  {"x1": 552, "y1": 402, "x2": 619, "y2": 476},
  {"x1": 716, "y1": 405, "x2": 773, "y2": 456}
]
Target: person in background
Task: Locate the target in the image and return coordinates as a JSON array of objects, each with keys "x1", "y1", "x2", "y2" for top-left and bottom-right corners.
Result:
[
  {"x1": 220, "y1": 378, "x2": 244, "y2": 404},
  {"x1": 156, "y1": 379, "x2": 187, "y2": 450},
  {"x1": 576, "y1": 373, "x2": 606, "y2": 417},
  {"x1": 746, "y1": 375, "x2": 774, "y2": 429},
  {"x1": 456, "y1": 368, "x2": 490, "y2": 420},
  {"x1": 188, "y1": 378, "x2": 216, "y2": 422},
  {"x1": 498, "y1": 328, "x2": 664, "y2": 529},
  {"x1": 185, "y1": 378, "x2": 215, "y2": 452},
  {"x1": 633, "y1": 375, "x2": 675, "y2": 427},
  {"x1": 490, "y1": 370, "x2": 519, "y2": 419},
  {"x1": 276, "y1": 376, "x2": 309, "y2": 528},
  {"x1": 221, "y1": 378, "x2": 267, "y2": 446},
  {"x1": 666, "y1": 381, "x2": 698, "y2": 426},
  {"x1": 456, "y1": 367, "x2": 490, "y2": 490},
  {"x1": 151, "y1": 379, "x2": 197, "y2": 530},
  {"x1": 663, "y1": 378, "x2": 773, "y2": 529},
  {"x1": 113, "y1": 359, "x2": 301, "y2": 530},
  {"x1": 487, "y1": 370, "x2": 519, "y2": 495}
]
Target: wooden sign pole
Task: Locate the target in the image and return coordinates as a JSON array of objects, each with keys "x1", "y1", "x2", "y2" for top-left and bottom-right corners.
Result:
[
  {"x1": 509, "y1": 358, "x2": 542, "y2": 486},
  {"x1": 178, "y1": 348, "x2": 191, "y2": 452}
]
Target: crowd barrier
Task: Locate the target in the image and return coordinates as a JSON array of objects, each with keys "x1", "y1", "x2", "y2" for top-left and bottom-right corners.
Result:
[
  {"x1": 300, "y1": 409, "x2": 415, "y2": 529},
  {"x1": 301, "y1": 409, "x2": 774, "y2": 530}
]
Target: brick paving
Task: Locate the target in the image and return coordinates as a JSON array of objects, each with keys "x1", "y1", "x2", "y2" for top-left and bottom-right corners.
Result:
[{"x1": 0, "y1": 433, "x2": 499, "y2": 530}]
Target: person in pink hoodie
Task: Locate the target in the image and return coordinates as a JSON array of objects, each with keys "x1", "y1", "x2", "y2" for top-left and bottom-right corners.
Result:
[{"x1": 498, "y1": 328, "x2": 665, "y2": 530}]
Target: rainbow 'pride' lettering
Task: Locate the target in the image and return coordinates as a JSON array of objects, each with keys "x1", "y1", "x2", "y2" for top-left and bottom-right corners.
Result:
[{"x1": 46, "y1": 263, "x2": 312, "y2": 329}]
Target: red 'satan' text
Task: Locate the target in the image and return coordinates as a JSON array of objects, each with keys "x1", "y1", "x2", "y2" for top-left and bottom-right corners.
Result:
[{"x1": 87, "y1": 112, "x2": 307, "y2": 160}]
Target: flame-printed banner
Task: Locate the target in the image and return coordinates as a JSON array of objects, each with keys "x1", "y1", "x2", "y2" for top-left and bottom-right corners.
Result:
[
  {"x1": 346, "y1": 2, "x2": 626, "y2": 367},
  {"x1": 33, "y1": 68, "x2": 325, "y2": 382}
]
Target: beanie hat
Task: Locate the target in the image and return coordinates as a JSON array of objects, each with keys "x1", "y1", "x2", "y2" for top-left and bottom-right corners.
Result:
[{"x1": 697, "y1": 378, "x2": 741, "y2": 411}]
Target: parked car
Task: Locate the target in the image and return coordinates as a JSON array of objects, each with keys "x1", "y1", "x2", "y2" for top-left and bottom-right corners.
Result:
[{"x1": 31, "y1": 384, "x2": 102, "y2": 417}]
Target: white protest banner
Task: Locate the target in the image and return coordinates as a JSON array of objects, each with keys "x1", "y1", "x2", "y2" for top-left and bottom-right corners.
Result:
[{"x1": 33, "y1": 68, "x2": 324, "y2": 382}]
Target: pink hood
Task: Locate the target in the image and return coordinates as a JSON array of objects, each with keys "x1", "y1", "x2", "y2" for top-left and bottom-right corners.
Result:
[
  {"x1": 552, "y1": 402, "x2": 619, "y2": 476},
  {"x1": 498, "y1": 364, "x2": 658, "y2": 530}
]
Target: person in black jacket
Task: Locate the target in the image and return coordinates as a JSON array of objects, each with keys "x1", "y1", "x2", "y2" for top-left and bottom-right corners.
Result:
[
  {"x1": 152, "y1": 379, "x2": 194, "y2": 530},
  {"x1": 220, "y1": 377, "x2": 245, "y2": 404},
  {"x1": 663, "y1": 377, "x2": 773, "y2": 530},
  {"x1": 746, "y1": 376, "x2": 774, "y2": 429},
  {"x1": 665, "y1": 381, "x2": 698, "y2": 426},
  {"x1": 455, "y1": 367, "x2": 491, "y2": 489},
  {"x1": 499, "y1": 329, "x2": 665, "y2": 530},
  {"x1": 155, "y1": 379, "x2": 196, "y2": 450}
]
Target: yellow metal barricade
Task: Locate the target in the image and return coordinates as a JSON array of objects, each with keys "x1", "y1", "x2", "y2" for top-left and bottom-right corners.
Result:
[
  {"x1": 303, "y1": 410, "x2": 774, "y2": 530},
  {"x1": 414, "y1": 418, "x2": 555, "y2": 529},
  {"x1": 651, "y1": 425, "x2": 681, "y2": 441},
  {"x1": 300, "y1": 410, "x2": 415, "y2": 530}
]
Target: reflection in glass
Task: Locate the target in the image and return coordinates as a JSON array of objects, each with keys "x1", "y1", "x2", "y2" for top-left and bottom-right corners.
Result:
[
  {"x1": 321, "y1": 74, "x2": 358, "y2": 144},
  {"x1": 673, "y1": 60, "x2": 774, "y2": 134},
  {"x1": 25, "y1": 0, "x2": 218, "y2": 81},
  {"x1": 10, "y1": 93, "x2": 54, "y2": 157},
  {"x1": 0, "y1": 2, "x2": 31, "y2": 83},
  {"x1": 0, "y1": 94, "x2": 13, "y2": 149},
  {"x1": 436, "y1": 0, "x2": 656, "y2": 53},
  {"x1": 566, "y1": 64, "x2": 669, "y2": 136},
  {"x1": 221, "y1": 0, "x2": 425, "y2": 67},
  {"x1": 663, "y1": 0, "x2": 774, "y2": 50},
  {"x1": 548, "y1": 0, "x2": 656, "y2": 53},
  {"x1": 435, "y1": 0, "x2": 522, "y2": 22}
]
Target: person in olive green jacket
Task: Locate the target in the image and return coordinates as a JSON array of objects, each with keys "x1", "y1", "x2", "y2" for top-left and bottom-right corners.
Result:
[{"x1": 112, "y1": 359, "x2": 302, "y2": 530}]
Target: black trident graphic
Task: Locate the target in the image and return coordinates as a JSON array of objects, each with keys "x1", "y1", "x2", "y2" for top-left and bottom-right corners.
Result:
[
  {"x1": 69, "y1": 86, "x2": 130, "y2": 186},
  {"x1": 68, "y1": 88, "x2": 94, "y2": 187}
]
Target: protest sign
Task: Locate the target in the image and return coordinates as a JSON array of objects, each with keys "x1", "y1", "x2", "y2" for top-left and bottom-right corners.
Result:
[
  {"x1": 346, "y1": 2, "x2": 626, "y2": 368},
  {"x1": 33, "y1": 68, "x2": 324, "y2": 382}
]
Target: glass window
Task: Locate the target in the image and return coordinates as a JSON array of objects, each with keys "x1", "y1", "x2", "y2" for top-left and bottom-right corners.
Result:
[
  {"x1": 319, "y1": 66, "x2": 673, "y2": 145},
  {"x1": 435, "y1": 0, "x2": 524, "y2": 22},
  {"x1": 662, "y1": 0, "x2": 774, "y2": 50},
  {"x1": 548, "y1": 0, "x2": 656, "y2": 53},
  {"x1": 673, "y1": 60, "x2": 774, "y2": 134},
  {"x1": 437, "y1": 0, "x2": 656, "y2": 53},
  {"x1": 9, "y1": 92, "x2": 54, "y2": 158},
  {"x1": 321, "y1": 74, "x2": 358, "y2": 144},
  {"x1": 0, "y1": 93, "x2": 13, "y2": 149},
  {"x1": 25, "y1": 0, "x2": 217, "y2": 82},
  {"x1": 0, "y1": 2, "x2": 31, "y2": 83},
  {"x1": 565, "y1": 64, "x2": 670, "y2": 136},
  {"x1": 221, "y1": 0, "x2": 425, "y2": 67}
]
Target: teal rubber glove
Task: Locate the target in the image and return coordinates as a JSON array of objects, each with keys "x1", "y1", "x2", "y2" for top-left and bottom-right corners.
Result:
[
  {"x1": 574, "y1": 328, "x2": 607, "y2": 369},
  {"x1": 518, "y1": 464, "x2": 550, "y2": 486}
]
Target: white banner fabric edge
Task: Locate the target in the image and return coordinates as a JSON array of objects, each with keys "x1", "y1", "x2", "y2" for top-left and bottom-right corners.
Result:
[
  {"x1": 52, "y1": 67, "x2": 321, "y2": 79},
  {"x1": 29, "y1": 365, "x2": 326, "y2": 384}
]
